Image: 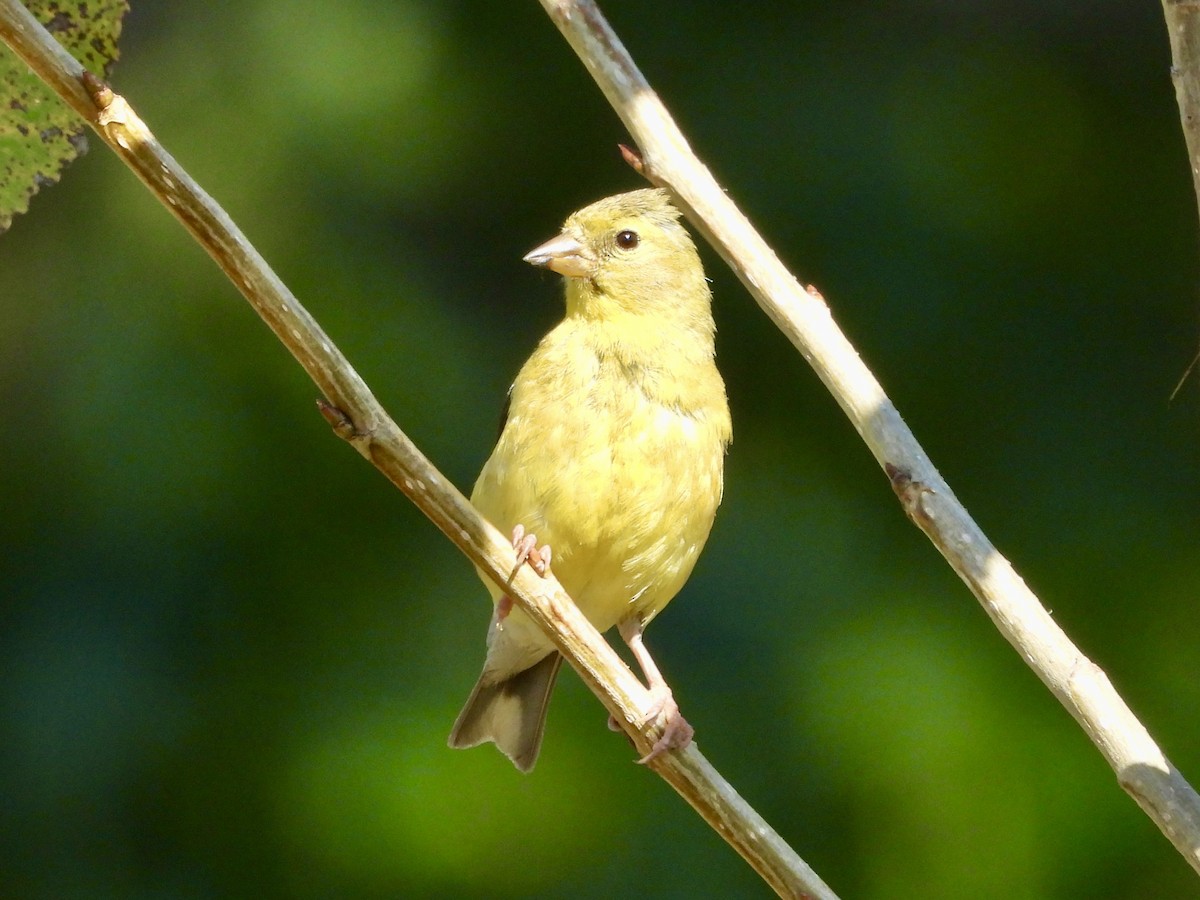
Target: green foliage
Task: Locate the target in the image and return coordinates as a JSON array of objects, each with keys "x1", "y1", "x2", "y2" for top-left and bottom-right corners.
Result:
[{"x1": 0, "y1": 0, "x2": 127, "y2": 231}]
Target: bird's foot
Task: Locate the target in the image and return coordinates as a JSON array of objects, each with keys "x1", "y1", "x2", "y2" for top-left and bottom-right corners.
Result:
[
  {"x1": 605, "y1": 688, "x2": 694, "y2": 762},
  {"x1": 510, "y1": 524, "x2": 552, "y2": 579},
  {"x1": 635, "y1": 687, "x2": 694, "y2": 765},
  {"x1": 614, "y1": 617, "x2": 695, "y2": 763}
]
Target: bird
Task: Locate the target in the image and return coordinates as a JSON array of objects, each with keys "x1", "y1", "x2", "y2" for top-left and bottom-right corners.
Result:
[{"x1": 448, "y1": 188, "x2": 731, "y2": 772}]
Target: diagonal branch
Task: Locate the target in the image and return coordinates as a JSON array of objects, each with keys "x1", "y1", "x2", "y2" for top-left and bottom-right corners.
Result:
[
  {"x1": 1161, "y1": 0, "x2": 1200, "y2": 397},
  {"x1": 0, "y1": 1, "x2": 838, "y2": 897},
  {"x1": 536, "y1": 0, "x2": 1200, "y2": 878},
  {"x1": 1163, "y1": 0, "x2": 1200, "y2": 231}
]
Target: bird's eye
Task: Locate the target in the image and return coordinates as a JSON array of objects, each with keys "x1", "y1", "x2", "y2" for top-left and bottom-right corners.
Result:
[{"x1": 615, "y1": 229, "x2": 639, "y2": 250}]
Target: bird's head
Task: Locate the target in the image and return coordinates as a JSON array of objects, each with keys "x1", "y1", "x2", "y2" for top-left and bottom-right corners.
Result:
[{"x1": 523, "y1": 189, "x2": 712, "y2": 335}]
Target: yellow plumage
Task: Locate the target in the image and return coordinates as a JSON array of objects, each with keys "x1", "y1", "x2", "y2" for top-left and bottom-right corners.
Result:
[{"x1": 448, "y1": 188, "x2": 731, "y2": 771}]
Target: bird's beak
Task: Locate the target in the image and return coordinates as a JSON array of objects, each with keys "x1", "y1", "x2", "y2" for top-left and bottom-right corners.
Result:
[{"x1": 523, "y1": 232, "x2": 596, "y2": 278}]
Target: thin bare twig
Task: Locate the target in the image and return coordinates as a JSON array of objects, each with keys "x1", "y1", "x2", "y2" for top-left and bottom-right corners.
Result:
[
  {"x1": 1162, "y1": 0, "x2": 1200, "y2": 398},
  {"x1": 1163, "y1": 0, "x2": 1200, "y2": 229},
  {"x1": 538, "y1": 0, "x2": 1200, "y2": 878},
  {"x1": 0, "y1": 1, "x2": 838, "y2": 897}
]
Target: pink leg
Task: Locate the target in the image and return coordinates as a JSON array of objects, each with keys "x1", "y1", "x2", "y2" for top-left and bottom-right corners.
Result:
[
  {"x1": 618, "y1": 618, "x2": 694, "y2": 763},
  {"x1": 495, "y1": 593, "x2": 514, "y2": 623}
]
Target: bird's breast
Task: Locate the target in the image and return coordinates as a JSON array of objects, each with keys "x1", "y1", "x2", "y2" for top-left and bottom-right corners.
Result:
[{"x1": 471, "y1": 328, "x2": 728, "y2": 632}]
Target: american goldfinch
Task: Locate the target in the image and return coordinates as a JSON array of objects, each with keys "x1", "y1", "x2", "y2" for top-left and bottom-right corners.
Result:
[{"x1": 448, "y1": 188, "x2": 731, "y2": 772}]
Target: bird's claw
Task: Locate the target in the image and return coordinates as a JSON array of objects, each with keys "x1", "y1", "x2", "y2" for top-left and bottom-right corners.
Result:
[
  {"x1": 510, "y1": 524, "x2": 552, "y2": 579},
  {"x1": 634, "y1": 689, "x2": 694, "y2": 765},
  {"x1": 606, "y1": 691, "x2": 694, "y2": 762}
]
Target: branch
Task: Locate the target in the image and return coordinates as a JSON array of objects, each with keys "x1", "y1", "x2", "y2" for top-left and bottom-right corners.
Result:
[
  {"x1": 1163, "y1": 0, "x2": 1200, "y2": 230},
  {"x1": 538, "y1": 0, "x2": 1200, "y2": 878},
  {"x1": 0, "y1": 2, "x2": 838, "y2": 898},
  {"x1": 1162, "y1": 0, "x2": 1200, "y2": 398}
]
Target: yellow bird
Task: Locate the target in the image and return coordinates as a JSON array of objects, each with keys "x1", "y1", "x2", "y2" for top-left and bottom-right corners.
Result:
[{"x1": 448, "y1": 188, "x2": 731, "y2": 771}]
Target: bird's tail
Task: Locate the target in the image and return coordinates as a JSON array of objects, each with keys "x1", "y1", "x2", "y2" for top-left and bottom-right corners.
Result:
[{"x1": 447, "y1": 653, "x2": 563, "y2": 773}]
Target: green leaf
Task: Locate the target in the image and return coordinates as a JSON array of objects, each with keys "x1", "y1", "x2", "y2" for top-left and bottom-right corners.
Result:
[{"x1": 0, "y1": 0, "x2": 129, "y2": 233}]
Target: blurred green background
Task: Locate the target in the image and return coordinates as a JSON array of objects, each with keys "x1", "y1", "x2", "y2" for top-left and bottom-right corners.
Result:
[{"x1": 3, "y1": 1, "x2": 1199, "y2": 897}]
